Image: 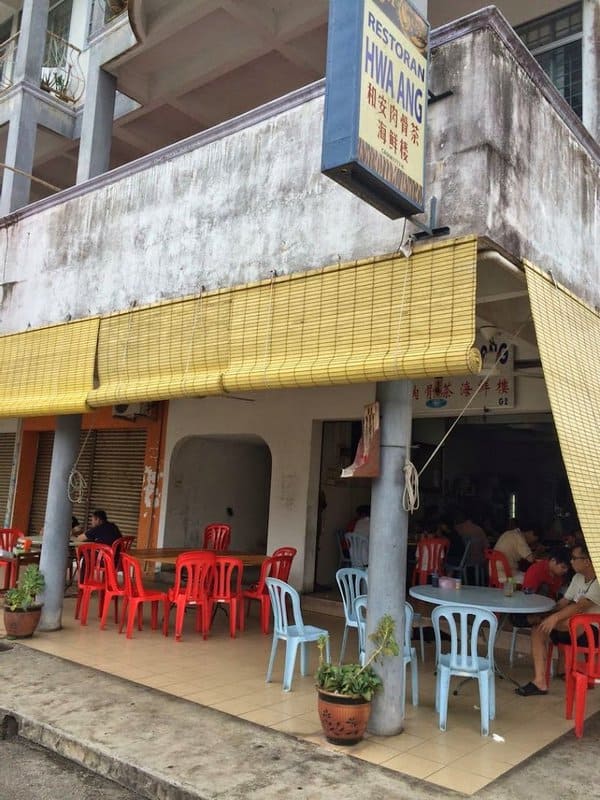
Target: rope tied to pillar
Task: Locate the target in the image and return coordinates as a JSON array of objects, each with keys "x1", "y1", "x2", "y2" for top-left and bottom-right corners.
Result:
[{"x1": 402, "y1": 316, "x2": 532, "y2": 513}]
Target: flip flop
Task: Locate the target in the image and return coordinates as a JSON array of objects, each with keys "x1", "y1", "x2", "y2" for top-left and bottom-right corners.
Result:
[{"x1": 515, "y1": 681, "x2": 548, "y2": 696}]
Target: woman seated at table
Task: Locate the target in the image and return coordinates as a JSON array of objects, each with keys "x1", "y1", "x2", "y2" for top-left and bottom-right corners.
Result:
[{"x1": 510, "y1": 547, "x2": 571, "y2": 629}]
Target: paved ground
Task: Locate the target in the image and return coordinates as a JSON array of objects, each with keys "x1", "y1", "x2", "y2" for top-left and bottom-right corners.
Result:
[
  {"x1": 0, "y1": 736, "x2": 145, "y2": 800},
  {"x1": 0, "y1": 643, "x2": 598, "y2": 799}
]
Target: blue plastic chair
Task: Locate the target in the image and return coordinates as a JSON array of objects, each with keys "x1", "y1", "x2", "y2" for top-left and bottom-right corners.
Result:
[
  {"x1": 354, "y1": 596, "x2": 418, "y2": 716},
  {"x1": 265, "y1": 578, "x2": 330, "y2": 691},
  {"x1": 345, "y1": 532, "x2": 369, "y2": 568},
  {"x1": 336, "y1": 568, "x2": 368, "y2": 663},
  {"x1": 432, "y1": 604, "x2": 497, "y2": 736}
]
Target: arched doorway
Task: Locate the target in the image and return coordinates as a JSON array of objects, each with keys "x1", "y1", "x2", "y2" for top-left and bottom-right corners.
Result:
[{"x1": 164, "y1": 434, "x2": 272, "y2": 552}]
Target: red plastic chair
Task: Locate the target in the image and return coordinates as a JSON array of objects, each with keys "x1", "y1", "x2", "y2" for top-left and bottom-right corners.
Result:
[
  {"x1": 75, "y1": 543, "x2": 111, "y2": 625},
  {"x1": 270, "y1": 547, "x2": 297, "y2": 582},
  {"x1": 565, "y1": 614, "x2": 600, "y2": 737},
  {"x1": 485, "y1": 548, "x2": 513, "y2": 588},
  {"x1": 112, "y1": 535, "x2": 135, "y2": 571},
  {"x1": 0, "y1": 529, "x2": 21, "y2": 590},
  {"x1": 202, "y1": 523, "x2": 231, "y2": 551},
  {"x1": 165, "y1": 551, "x2": 216, "y2": 641},
  {"x1": 412, "y1": 537, "x2": 448, "y2": 585},
  {"x1": 243, "y1": 556, "x2": 273, "y2": 634},
  {"x1": 99, "y1": 549, "x2": 126, "y2": 629},
  {"x1": 211, "y1": 556, "x2": 244, "y2": 638},
  {"x1": 120, "y1": 553, "x2": 169, "y2": 639}
]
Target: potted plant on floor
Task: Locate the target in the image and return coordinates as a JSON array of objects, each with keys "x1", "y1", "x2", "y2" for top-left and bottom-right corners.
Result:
[
  {"x1": 3, "y1": 565, "x2": 45, "y2": 639},
  {"x1": 316, "y1": 614, "x2": 399, "y2": 745}
]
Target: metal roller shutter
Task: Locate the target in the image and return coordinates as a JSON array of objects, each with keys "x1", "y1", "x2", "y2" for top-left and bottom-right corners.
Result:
[
  {"x1": 29, "y1": 432, "x2": 54, "y2": 536},
  {"x1": 29, "y1": 429, "x2": 146, "y2": 540},
  {"x1": 0, "y1": 432, "x2": 16, "y2": 524},
  {"x1": 87, "y1": 430, "x2": 147, "y2": 540}
]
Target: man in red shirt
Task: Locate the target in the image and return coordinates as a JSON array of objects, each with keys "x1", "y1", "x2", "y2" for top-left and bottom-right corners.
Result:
[{"x1": 510, "y1": 547, "x2": 571, "y2": 628}]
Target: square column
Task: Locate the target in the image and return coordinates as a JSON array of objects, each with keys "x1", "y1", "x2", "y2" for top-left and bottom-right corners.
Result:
[
  {"x1": 582, "y1": 0, "x2": 600, "y2": 140},
  {"x1": 0, "y1": 0, "x2": 50, "y2": 214},
  {"x1": 76, "y1": 52, "x2": 117, "y2": 183}
]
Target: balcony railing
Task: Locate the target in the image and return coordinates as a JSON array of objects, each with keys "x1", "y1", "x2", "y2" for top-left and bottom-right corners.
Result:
[
  {"x1": 89, "y1": 0, "x2": 129, "y2": 37},
  {"x1": 40, "y1": 32, "x2": 84, "y2": 104},
  {"x1": 0, "y1": 32, "x2": 19, "y2": 97}
]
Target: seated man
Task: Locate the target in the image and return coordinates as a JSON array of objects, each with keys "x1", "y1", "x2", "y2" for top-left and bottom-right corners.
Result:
[
  {"x1": 75, "y1": 509, "x2": 122, "y2": 547},
  {"x1": 510, "y1": 547, "x2": 571, "y2": 628},
  {"x1": 493, "y1": 522, "x2": 538, "y2": 583},
  {"x1": 516, "y1": 542, "x2": 600, "y2": 696}
]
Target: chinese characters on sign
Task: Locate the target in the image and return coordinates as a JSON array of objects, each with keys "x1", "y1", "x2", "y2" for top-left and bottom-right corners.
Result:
[
  {"x1": 358, "y1": 0, "x2": 428, "y2": 211},
  {"x1": 321, "y1": 0, "x2": 429, "y2": 219},
  {"x1": 413, "y1": 340, "x2": 515, "y2": 413}
]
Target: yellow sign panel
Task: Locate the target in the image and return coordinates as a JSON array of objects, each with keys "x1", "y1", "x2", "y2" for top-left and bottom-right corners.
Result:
[{"x1": 358, "y1": 0, "x2": 428, "y2": 208}]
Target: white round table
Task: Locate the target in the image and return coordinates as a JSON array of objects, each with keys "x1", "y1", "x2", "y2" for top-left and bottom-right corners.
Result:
[
  {"x1": 409, "y1": 585, "x2": 555, "y2": 614},
  {"x1": 409, "y1": 585, "x2": 555, "y2": 689}
]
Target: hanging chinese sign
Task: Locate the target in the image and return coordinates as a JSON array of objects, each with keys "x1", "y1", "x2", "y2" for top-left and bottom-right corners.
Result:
[
  {"x1": 412, "y1": 340, "x2": 515, "y2": 413},
  {"x1": 321, "y1": 0, "x2": 429, "y2": 219},
  {"x1": 341, "y1": 401, "x2": 381, "y2": 478}
]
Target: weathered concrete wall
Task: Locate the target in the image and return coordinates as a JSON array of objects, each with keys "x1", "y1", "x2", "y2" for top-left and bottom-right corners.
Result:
[
  {"x1": 0, "y1": 8, "x2": 597, "y2": 334},
  {"x1": 428, "y1": 13, "x2": 600, "y2": 306}
]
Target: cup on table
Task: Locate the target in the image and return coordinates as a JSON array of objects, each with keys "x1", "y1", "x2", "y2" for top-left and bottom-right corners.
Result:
[{"x1": 503, "y1": 579, "x2": 514, "y2": 597}]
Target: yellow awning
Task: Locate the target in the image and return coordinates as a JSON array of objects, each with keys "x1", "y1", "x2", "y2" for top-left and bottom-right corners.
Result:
[
  {"x1": 0, "y1": 318, "x2": 99, "y2": 417},
  {"x1": 89, "y1": 292, "x2": 229, "y2": 407},
  {"x1": 88, "y1": 236, "x2": 481, "y2": 406},
  {"x1": 525, "y1": 262, "x2": 600, "y2": 575}
]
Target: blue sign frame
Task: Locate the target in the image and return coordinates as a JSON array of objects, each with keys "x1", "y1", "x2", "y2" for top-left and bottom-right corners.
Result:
[{"x1": 321, "y1": 0, "x2": 429, "y2": 219}]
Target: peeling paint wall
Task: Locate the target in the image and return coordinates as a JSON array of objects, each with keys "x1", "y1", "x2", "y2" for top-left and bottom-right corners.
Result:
[{"x1": 0, "y1": 20, "x2": 598, "y2": 334}]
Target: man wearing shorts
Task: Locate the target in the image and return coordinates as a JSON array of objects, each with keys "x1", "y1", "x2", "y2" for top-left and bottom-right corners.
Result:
[{"x1": 516, "y1": 542, "x2": 600, "y2": 696}]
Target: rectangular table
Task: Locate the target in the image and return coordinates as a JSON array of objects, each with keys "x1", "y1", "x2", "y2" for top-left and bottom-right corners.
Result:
[{"x1": 131, "y1": 548, "x2": 268, "y2": 568}]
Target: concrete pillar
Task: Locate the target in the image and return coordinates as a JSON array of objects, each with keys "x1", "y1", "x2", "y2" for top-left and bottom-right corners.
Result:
[
  {"x1": 76, "y1": 52, "x2": 117, "y2": 183},
  {"x1": 13, "y1": 0, "x2": 50, "y2": 84},
  {"x1": 0, "y1": 0, "x2": 50, "y2": 214},
  {"x1": 39, "y1": 415, "x2": 82, "y2": 631},
  {"x1": 367, "y1": 380, "x2": 412, "y2": 736},
  {"x1": 582, "y1": 0, "x2": 600, "y2": 141}
]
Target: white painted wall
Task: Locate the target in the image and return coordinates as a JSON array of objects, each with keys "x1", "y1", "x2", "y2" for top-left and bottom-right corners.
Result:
[
  {"x1": 0, "y1": 17, "x2": 598, "y2": 333},
  {"x1": 159, "y1": 385, "x2": 375, "y2": 590},
  {"x1": 164, "y1": 435, "x2": 271, "y2": 552}
]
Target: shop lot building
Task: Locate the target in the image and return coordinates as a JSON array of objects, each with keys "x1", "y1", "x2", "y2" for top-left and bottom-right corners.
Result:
[{"x1": 0, "y1": 0, "x2": 599, "y2": 761}]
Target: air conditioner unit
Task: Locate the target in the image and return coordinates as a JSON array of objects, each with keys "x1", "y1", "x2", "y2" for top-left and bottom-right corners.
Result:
[{"x1": 112, "y1": 402, "x2": 155, "y2": 420}]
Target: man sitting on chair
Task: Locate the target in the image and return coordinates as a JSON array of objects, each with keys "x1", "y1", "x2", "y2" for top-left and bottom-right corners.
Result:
[
  {"x1": 75, "y1": 509, "x2": 122, "y2": 547},
  {"x1": 516, "y1": 542, "x2": 600, "y2": 696}
]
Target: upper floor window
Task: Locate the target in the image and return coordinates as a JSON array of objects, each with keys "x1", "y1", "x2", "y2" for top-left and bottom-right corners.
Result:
[{"x1": 516, "y1": 3, "x2": 583, "y2": 118}]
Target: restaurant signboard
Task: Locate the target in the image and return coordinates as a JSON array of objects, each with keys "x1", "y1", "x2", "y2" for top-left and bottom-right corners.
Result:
[{"x1": 322, "y1": 0, "x2": 429, "y2": 219}]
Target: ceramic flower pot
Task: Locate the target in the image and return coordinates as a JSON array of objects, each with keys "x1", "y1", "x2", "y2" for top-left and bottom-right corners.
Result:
[
  {"x1": 317, "y1": 688, "x2": 372, "y2": 745},
  {"x1": 3, "y1": 606, "x2": 42, "y2": 639}
]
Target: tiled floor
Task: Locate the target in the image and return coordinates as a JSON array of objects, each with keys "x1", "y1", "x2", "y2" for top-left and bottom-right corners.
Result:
[{"x1": 4, "y1": 594, "x2": 599, "y2": 796}]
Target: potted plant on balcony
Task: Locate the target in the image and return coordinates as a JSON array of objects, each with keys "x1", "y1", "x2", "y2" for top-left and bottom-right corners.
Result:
[
  {"x1": 3, "y1": 565, "x2": 45, "y2": 639},
  {"x1": 315, "y1": 614, "x2": 399, "y2": 745}
]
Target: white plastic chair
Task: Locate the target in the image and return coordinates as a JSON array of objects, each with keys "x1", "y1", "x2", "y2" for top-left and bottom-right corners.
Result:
[
  {"x1": 354, "y1": 596, "x2": 418, "y2": 716},
  {"x1": 265, "y1": 578, "x2": 330, "y2": 691},
  {"x1": 345, "y1": 532, "x2": 369, "y2": 569},
  {"x1": 432, "y1": 604, "x2": 497, "y2": 736},
  {"x1": 336, "y1": 567, "x2": 368, "y2": 663}
]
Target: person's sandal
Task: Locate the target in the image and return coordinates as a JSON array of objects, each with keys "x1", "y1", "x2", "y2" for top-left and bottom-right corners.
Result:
[{"x1": 515, "y1": 681, "x2": 548, "y2": 696}]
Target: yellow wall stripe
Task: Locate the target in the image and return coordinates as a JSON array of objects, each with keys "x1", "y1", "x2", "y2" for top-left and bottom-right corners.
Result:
[
  {"x1": 525, "y1": 262, "x2": 600, "y2": 576},
  {"x1": 0, "y1": 318, "x2": 99, "y2": 417},
  {"x1": 88, "y1": 236, "x2": 481, "y2": 406}
]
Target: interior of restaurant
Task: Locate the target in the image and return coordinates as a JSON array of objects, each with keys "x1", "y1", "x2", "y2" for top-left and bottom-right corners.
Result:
[{"x1": 314, "y1": 412, "x2": 574, "y2": 589}]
